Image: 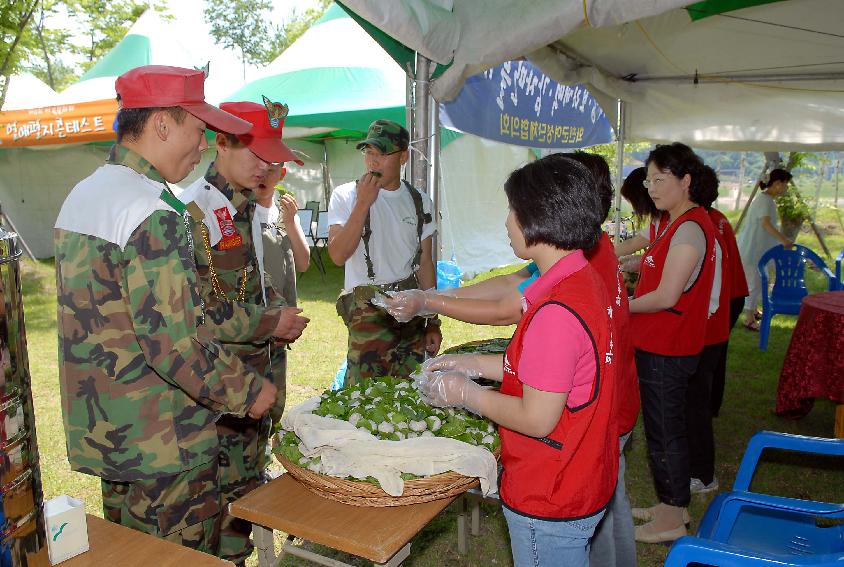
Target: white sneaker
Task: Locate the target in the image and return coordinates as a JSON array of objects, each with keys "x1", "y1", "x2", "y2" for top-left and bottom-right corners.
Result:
[{"x1": 690, "y1": 478, "x2": 719, "y2": 494}]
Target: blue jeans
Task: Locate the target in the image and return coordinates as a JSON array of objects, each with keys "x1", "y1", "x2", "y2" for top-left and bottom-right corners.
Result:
[
  {"x1": 589, "y1": 432, "x2": 636, "y2": 567},
  {"x1": 503, "y1": 507, "x2": 605, "y2": 567}
]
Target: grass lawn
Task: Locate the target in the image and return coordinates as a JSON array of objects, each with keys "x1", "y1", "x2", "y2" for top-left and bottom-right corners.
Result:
[{"x1": 21, "y1": 206, "x2": 844, "y2": 566}]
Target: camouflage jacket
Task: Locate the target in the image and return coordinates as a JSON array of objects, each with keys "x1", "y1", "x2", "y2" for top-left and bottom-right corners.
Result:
[
  {"x1": 54, "y1": 146, "x2": 264, "y2": 481},
  {"x1": 182, "y1": 163, "x2": 287, "y2": 367}
]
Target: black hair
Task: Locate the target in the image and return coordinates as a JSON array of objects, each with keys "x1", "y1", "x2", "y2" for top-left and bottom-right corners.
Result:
[
  {"x1": 567, "y1": 151, "x2": 613, "y2": 221},
  {"x1": 620, "y1": 166, "x2": 658, "y2": 221},
  {"x1": 645, "y1": 142, "x2": 707, "y2": 205},
  {"x1": 697, "y1": 165, "x2": 720, "y2": 210},
  {"x1": 115, "y1": 95, "x2": 187, "y2": 143},
  {"x1": 219, "y1": 132, "x2": 245, "y2": 148},
  {"x1": 503, "y1": 154, "x2": 602, "y2": 251},
  {"x1": 761, "y1": 168, "x2": 793, "y2": 190}
]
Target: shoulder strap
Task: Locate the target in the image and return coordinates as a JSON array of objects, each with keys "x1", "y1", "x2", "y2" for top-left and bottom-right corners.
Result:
[
  {"x1": 159, "y1": 186, "x2": 187, "y2": 215},
  {"x1": 362, "y1": 210, "x2": 376, "y2": 281},
  {"x1": 404, "y1": 181, "x2": 430, "y2": 272}
]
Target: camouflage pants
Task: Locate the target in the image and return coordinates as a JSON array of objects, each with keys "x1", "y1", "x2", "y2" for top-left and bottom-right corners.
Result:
[
  {"x1": 345, "y1": 300, "x2": 426, "y2": 387},
  {"x1": 217, "y1": 342, "x2": 287, "y2": 565},
  {"x1": 101, "y1": 459, "x2": 220, "y2": 555}
]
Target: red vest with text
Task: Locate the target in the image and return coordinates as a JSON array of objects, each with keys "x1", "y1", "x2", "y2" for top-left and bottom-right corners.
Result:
[
  {"x1": 499, "y1": 262, "x2": 618, "y2": 520},
  {"x1": 632, "y1": 206, "x2": 716, "y2": 356},
  {"x1": 705, "y1": 209, "x2": 731, "y2": 345},
  {"x1": 586, "y1": 232, "x2": 639, "y2": 436}
]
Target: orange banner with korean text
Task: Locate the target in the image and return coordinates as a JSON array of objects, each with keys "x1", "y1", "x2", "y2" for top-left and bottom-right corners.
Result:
[{"x1": 0, "y1": 99, "x2": 117, "y2": 148}]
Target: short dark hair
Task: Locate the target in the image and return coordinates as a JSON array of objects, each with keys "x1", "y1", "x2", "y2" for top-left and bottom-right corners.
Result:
[
  {"x1": 697, "y1": 165, "x2": 720, "y2": 209},
  {"x1": 620, "y1": 166, "x2": 658, "y2": 220},
  {"x1": 218, "y1": 132, "x2": 245, "y2": 148},
  {"x1": 567, "y1": 151, "x2": 613, "y2": 221},
  {"x1": 645, "y1": 142, "x2": 707, "y2": 205},
  {"x1": 761, "y1": 168, "x2": 793, "y2": 189},
  {"x1": 115, "y1": 95, "x2": 188, "y2": 142},
  {"x1": 504, "y1": 154, "x2": 602, "y2": 251}
]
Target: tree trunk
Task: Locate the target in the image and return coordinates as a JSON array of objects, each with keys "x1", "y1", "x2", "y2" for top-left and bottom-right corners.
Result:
[
  {"x1": 37, "y1": 6, "x2": 55, "y2": 89},
  {"x1": 0, "y1": 0, "x2": 40, "y2": 110}
]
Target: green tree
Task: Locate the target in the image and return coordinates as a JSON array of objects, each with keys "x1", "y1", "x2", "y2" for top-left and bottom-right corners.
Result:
[
  {"x1": 203, "y1": 0, "x2": 275, "y2": 79},
  {"x1": 266, "y1": 0, "x2": 332, "y2": 60},
  {"x1": 25, "y1": 0, "x2": 76, "y2": 90},
  {"x1": 0, "y1": 0, "x2": 40, "y2": 109},
  {"x1": 66, "y1": 0, "x2": 162, "y2": 74}
]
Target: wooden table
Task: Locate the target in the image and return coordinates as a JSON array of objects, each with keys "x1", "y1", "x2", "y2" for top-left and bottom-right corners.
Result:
[
  {"x1": 229, "y1": 474, "x2": 456, "y2": 566},
  {"x1": 62, "y1": 514, "x2": 231, "y2": 566},
  {"x1": 775, "y1": 291, "x2": 844, "y2": 437}
]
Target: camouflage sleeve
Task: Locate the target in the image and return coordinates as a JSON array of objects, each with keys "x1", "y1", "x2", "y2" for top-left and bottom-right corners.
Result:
[
  {"x1": 123, "y1": 211, "x2": 264, "y2": 415},
  {"x1": 203, "y1": 297, "x2": 284, "y2": 344}
]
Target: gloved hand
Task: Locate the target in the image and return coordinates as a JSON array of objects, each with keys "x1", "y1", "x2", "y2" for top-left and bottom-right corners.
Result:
[
  {"x1": 620, "y1": 254, "x2": 642, "y2": 273},
  {"x1": 421, "y1": 354, "x2": 482, "y2": 379},
  {"x1": 415, "y1": 370, "x2": 484, "y2": 415},
  {"x1": 372, "y1": 289, "x2": 441, "y2": 322}
]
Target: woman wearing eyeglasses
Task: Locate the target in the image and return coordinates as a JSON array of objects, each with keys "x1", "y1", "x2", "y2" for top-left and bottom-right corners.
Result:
[{"x1": 628, "y1": 143, "x2": 718, "y2": 544}]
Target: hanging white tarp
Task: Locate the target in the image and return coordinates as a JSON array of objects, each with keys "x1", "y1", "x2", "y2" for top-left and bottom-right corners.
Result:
[{"x1": 340, "y1": 0, "x2": 844, "y2": 150}]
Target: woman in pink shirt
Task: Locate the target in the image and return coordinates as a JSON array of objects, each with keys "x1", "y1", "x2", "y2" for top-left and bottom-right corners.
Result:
[{"x1": 417, "y1": 155, "x2": 618, "y2": 567}]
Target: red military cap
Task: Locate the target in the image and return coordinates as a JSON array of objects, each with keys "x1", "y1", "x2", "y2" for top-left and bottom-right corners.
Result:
[
  {"x1": 115, "y1": 65, "x2": 251, "y2": 135},
  {"x1": 220, "y1": 97, "x2": 304, "y2": 165}
]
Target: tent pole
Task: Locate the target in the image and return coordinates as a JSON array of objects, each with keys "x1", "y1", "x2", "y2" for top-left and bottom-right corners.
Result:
[
  {"x1": 321, "y1": 141, "x2": 331, "y2": 207},
  {"x1": 405, "y1": 69, "x2": 414, "y2": 183},
  {"x1": 430, "y1": 96, "x2": 441, "y2": 264},
  {"x1": 613, "y1": 99, "x2": 626, "y2": 244},
  {"x1": 412, "y1": 53, "x2": 431, "y2": 195},
  {"x1": 733, "y1": 153, "x2": 746, "y2": 211}
]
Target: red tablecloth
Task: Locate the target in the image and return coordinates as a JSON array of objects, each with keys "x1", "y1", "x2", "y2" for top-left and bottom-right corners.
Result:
[{"x1": 775, "y1": 291, "x2": 844, "y2": 418}]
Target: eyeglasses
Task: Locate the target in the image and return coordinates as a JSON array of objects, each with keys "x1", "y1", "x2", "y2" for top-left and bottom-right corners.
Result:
[
  {"x1": 360, "y1": 148, "x2": 403, "y2": 159},
  {"x1": 643, "y1": 176, "x2": 670, "y2": 189}
]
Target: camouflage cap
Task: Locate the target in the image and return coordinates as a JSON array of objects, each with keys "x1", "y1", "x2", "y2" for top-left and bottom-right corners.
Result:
[{"x1": 355, "y1": 119, "x2": 409, "y2": 153}]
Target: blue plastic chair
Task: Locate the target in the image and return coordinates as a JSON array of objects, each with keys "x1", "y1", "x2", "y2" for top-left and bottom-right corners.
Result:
[
  {"x1": 757, "y1": 244, "x2": 837, "y2": 351},
  {"x1": 665, "y1": 431, "x2": 844, "y2": 566},
  {"x1": 835, "y1": 249, "x2": 844, "y2": 291}
]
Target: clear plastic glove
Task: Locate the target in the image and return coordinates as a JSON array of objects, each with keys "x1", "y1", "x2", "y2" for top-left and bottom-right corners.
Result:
[
  {"x1": 371, "y1": 289, "x2": 440, "y2": 322},
  {"x1": 415, "y1": 370, "x2": 484, "y2": 415},
  {"x1": 421, "y1": 354, "x2": 482, "y2": 379},
  {"x1": 620, "y1": 254, "x2": 642, "y2": 273}
]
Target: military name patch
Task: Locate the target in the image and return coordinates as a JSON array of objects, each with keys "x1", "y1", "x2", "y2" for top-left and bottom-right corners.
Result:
[{"x1": 214, "y1": 207, "x2": 243, "y2": 250}]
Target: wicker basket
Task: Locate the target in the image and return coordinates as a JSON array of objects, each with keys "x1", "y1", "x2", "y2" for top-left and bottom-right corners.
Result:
[
  {"x1": 276, "y1": 453, "x2": 483, "y2": 507},
  {"x1": 442, "y1": 337, "x2": 510, "y2": 355}
]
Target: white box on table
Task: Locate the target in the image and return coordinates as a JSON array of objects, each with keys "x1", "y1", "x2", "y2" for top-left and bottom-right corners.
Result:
[{"x1": 44, "y1": 495, "x2": 89, "y2": 565}]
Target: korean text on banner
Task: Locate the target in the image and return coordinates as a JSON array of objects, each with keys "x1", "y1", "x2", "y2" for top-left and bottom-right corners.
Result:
[{"x1": 0, "y1": 99, "x2": 117, "y2": 148}]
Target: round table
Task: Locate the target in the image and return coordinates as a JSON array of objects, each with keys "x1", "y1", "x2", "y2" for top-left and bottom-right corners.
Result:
[{"x1": 775, "y1": 291, "x2": 844, "y2": 437}]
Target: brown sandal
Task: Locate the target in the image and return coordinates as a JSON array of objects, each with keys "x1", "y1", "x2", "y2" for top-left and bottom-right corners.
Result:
[{"x1": 743, "y1": 320, "x2": 760, "y2": 332}]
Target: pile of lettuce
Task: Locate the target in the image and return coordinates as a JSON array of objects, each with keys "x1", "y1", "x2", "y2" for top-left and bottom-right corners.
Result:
[{"x1": 275, "y1": 376, "x2": 499, "y2": 479}]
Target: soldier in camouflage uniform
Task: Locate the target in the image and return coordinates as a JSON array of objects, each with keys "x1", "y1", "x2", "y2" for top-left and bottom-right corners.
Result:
[
  {"x1": 178, "y1": 99, "x2": 308, "y2": 565},
  {"x1": 327, "y1": 119, "x2": 442, "y2": 386},
  {"x1": 54, "y1": 65, "x2": 278, "y2": 555}
]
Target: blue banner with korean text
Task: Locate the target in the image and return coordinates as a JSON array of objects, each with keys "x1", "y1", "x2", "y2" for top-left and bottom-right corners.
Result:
[{"x1": 440, "y1": 60, "x2": 613, "y2": 149}]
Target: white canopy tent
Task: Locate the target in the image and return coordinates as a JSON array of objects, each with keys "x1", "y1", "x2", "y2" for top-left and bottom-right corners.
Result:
[
  {"x1": 339, "y1": 0, "x2": 844, "y2": 151},
  {"x1": 2, "y1": 74, "x2": 58, "y2": 111}
]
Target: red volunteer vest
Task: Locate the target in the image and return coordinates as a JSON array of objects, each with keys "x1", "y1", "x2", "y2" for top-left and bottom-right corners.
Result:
[
  {"x1": 586, "y1": 232, "x2": 639, "y2": 436},
  {"x1": 633, "y1": 206, "x2": 717, "y2": 356},
  {"x1": 705, "y1": 209, "x2": 731, "y2": 345},
  {"x1": 709, "y1": 208, "x2": 749, "y2": 299},
  {"x1": 499, "y1": 261, "x2": 618, "y2": 520}
]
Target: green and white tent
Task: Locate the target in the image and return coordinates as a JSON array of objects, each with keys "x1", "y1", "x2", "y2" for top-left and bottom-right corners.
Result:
[
  {"x1": 225, "y1": 3, "x2": 536, "y2": 276},
  {"x1": 226, "y1": 4, "x2": 406, "y2": 139}
]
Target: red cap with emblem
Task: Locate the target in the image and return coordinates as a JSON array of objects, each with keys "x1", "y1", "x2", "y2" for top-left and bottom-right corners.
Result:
[
  {"x1": 220, "y1": 98, "x2": 304, "y2": 165},
  {"x1": 115, "y1": 65, "x2": 251, "y2": 135}
]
